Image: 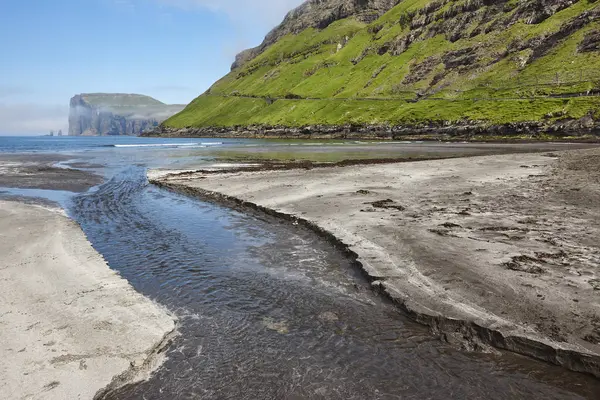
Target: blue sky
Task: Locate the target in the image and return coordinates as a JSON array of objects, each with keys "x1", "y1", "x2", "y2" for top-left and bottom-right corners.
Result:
[{"x1": 0, "y1": 0, "x2": 303, "y2": 134}]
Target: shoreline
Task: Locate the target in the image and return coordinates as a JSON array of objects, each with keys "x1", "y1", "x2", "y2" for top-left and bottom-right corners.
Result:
[
  {"x1": 0, "y1": 154, "x2": 104, "y2": 193},
  {"x1": 149, "y1": 149, "x2": 600, "y2": 378},
  {"x1": 0, "y1": 200, "x2": 177, "y2": 399},
  {"x1": 145, "y1": 122, "x2": 600, "y2": 142}
]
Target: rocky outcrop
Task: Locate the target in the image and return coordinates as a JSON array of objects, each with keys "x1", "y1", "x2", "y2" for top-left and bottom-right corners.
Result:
[
  {"x1": 579, "y1": 30, "x2": 600, "y2": 52},
  {"x1": 231, "y1": 0, "x2": 401, "y2": 70},
  {"x1": 147, "y1": 116, "x2": 600, "y2": 141},
  {"x1": 69, "y1": 94, "x2": 185, "y2": 136}
]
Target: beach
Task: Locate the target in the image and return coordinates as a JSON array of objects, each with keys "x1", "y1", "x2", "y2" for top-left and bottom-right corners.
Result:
[
  {"x1": 3, "y1": 136, "x2": 600, "y2": 398},
  {"x1": 0, "y1": 200, "x2": 176, "y2": 399},
  {"x1": 0, "y1": 154, "x2": 103, "y2": 192},
  {"x1": 150, "y1": 147, "x2": 600, "y2": 377}
]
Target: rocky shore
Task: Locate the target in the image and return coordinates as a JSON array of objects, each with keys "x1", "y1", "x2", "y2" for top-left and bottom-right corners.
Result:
[
  {"x1": 149, "y1": 148, "x2": 600, "y2": 378},
  {"x1": 146, "y1": 118, "x2": 600, "y2": 141}
]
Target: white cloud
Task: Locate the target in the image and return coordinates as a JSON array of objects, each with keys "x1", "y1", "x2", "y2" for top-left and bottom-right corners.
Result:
[
  {"x1": 0, "y1": 103, "x2": 68, "y2": 135},
  {"x1": 157, "y1": 0, "x2": 305, "y2": 27}
]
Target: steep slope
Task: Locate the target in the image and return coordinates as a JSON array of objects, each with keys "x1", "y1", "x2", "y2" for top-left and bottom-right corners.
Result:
[
  {"x1": 69, "y1": 94, "x2": 185, "y2": 136},
  {"x1": 231, "y1": 0, "x2": 402, "y2": 69},
  {"x1": 159, "y1": 0, "x2": 600, "y2": 139}
]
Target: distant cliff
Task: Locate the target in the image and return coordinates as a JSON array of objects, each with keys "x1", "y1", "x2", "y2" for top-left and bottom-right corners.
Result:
[{"x1": 69, "y1": 93, "x2": 185, "y2": 136}]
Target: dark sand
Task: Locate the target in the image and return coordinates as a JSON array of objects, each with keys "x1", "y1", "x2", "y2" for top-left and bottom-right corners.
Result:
[
  {"x1": 150, "y1": 147, "x2": 600, "y2": 377},
  {"x1": 209, "y1": 141, "x2": 599, "y2": 163},
  {"x1": 0, "y1": 154, "x2": 103, "y2": 192}
]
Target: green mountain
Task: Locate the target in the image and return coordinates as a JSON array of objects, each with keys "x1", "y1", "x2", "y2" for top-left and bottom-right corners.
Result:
[{"x1": 158, "y1": 0, "x2": 600, "y2": 139}]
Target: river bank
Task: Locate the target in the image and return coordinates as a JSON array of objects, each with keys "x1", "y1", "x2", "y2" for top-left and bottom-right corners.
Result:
[
  {"x1": 150, "y1": 147, "x2": 600, "y2": 378},
  {"x1": 0, "y1": 200, "x2": 176, "y2": 399}
]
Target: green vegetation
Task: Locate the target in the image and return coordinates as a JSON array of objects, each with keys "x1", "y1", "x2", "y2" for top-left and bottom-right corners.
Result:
[
  {"x1": 78, "y1": 94, "x2": 186, "y2": 118},
  {"x1": 82, "y1": 93, "x2": 165, "y2": 107},
  {"x1": 164, "y1": 0, "x2": 600, "y2": 131}
]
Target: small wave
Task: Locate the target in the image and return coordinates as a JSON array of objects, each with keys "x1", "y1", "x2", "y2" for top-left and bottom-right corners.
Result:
[
  {"x1": 112, "y1": 143, "x2": 198, "y2": 148},
  {"x1": 108, "y1": 142, "x2": 222, "y2": 148},
  {"x1": 202, "y1": 142, "x2": 223, "y2": 146},
  {"x1": 108, "y1": 143, "x2": 221, "y2": 148}
]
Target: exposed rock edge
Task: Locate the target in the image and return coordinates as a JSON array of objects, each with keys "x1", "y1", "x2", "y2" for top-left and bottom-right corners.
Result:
[
  {"x1": 146, "y1": 120, "x2": 600, "y2": 140},
  {"x1": 93, "y1": 328, "x2": 179, "y2": 400}
]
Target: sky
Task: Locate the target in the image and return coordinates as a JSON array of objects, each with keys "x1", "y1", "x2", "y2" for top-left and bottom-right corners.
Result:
[{"x1": 0, "y1": 0, "x2": 304, "y2": 135}]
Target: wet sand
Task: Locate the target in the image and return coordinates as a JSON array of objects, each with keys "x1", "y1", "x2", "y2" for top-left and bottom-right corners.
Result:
[
  {"x1": 0, "y1": 201, "x2": 176, "y2": 399},
  {"x1": 150, "y1": 148, "x2": 600, "y2": 377},
  {"x1": 208, "y1": 141, "x2": 599, "y2": 164},
  {"x1": 0, "y1": 154, "x2": 103, "y2": 192}
]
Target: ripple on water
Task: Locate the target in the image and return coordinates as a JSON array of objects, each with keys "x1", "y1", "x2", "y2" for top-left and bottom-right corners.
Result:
[{"x1": 70, "y1": 168, "x2": 600, "y2": 400}]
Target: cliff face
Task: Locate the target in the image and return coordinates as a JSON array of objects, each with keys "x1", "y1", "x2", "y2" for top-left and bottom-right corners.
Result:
[
  {"x1": 232, "y1": 0, "x2": 400, "y2": 69},
  {"x1": 69, "y1": 94, "x2": 185, "y2": 136}
]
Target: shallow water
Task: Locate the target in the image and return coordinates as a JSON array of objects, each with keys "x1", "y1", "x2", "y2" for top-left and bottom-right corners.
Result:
[
  {"x1": 0, "y1": 186, "x2": 74, "y2": 207},
  {"x1": 1, "y1": 137, "x2": 599, "y2": 399},
  {"x1": 70, "y1": 168, "x2": 599, "y2": 399}
]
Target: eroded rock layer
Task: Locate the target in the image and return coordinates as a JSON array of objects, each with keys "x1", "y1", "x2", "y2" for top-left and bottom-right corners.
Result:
[{"x1": 159, "y1": 0, "x2": 600, "y2": 139}]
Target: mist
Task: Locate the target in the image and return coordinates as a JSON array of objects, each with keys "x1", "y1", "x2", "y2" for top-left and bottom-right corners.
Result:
[{"x1": 0, "y1": 103, "x2": 68, "y2": 136}]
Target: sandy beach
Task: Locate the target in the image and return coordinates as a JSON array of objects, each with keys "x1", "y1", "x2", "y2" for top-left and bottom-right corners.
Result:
[
  {"x1": 150, "y1": 147, "x2": 600, "y2": 377},
  {"x1": 0, "y1": 200, "x2": 176, "y2": 399}
]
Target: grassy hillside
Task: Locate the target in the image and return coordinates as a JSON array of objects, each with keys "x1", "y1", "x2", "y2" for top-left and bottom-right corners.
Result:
[
  {"x1": 78, "y1": 93, "x2": 186, "y2": 118},
  {"x1": 82, "y1": 93, "x2": 166, "y2": 107},
  {"x1": 164, "y1": 0, "x2": 600, "y2": 135}
]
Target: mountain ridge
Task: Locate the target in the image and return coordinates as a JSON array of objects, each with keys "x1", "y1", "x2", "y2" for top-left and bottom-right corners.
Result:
[{"x1": 231, "y1": 0, "x2": 401, "y2": 70}]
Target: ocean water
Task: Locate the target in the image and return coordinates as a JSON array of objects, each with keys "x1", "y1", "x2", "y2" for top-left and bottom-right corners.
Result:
[
  {"x1": 1, "y1": 136, "x2": 599, "y2": 399},
  {"x1": 0, "y1": 135, "x2": 234, "y2": 153}
]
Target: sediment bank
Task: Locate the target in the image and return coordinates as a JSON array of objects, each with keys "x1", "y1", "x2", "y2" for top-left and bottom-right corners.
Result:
[
  {"x1": 0, "y1": 201, "x2": 176, "y2": 399},
  {"x1": 0, "y1": 154, "x2": 103, "y2": 192},
  {"x1": 149, "y1": 148, "x2": 600, "y2": 377}
]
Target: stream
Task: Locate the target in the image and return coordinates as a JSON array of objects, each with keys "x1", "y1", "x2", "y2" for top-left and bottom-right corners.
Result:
[{"x1": 2, "y1": 137, "x2": 599, "y2": 399}]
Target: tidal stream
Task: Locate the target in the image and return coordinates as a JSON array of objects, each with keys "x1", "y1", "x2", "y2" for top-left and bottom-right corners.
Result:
[{"x1": 71, "y1": 167, "x2": 599, "y2": 399}]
